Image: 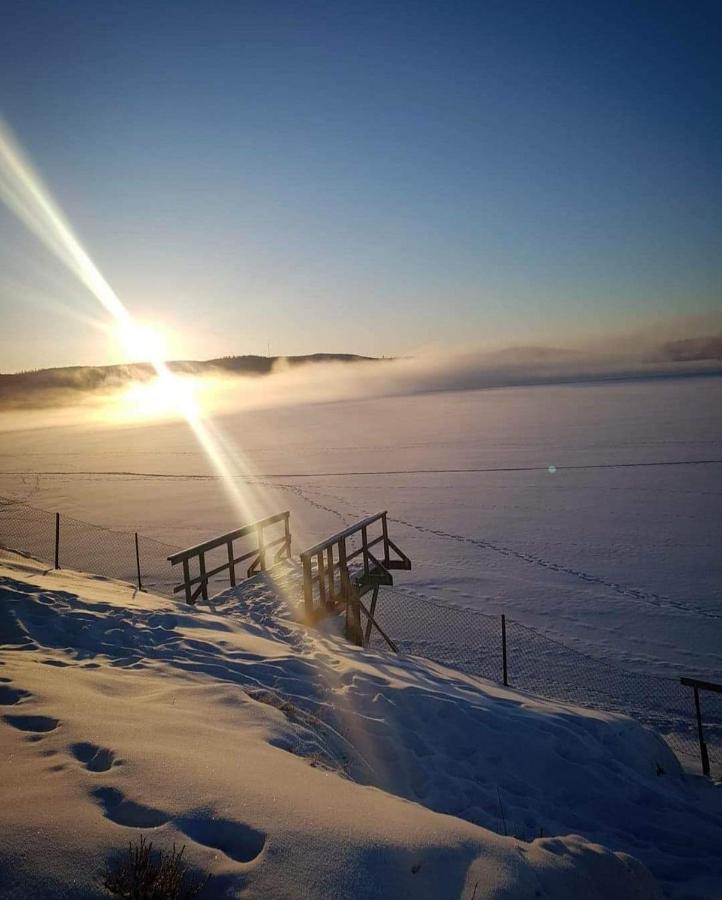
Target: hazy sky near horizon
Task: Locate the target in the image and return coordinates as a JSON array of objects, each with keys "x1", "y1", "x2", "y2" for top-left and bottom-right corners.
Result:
[{"x1": 0, "y1": 0, "x2": 721, "y2": 371}]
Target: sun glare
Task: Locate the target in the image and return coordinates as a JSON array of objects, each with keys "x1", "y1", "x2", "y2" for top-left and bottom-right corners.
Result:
[
  {"x1": 118, "y1": 320, "x2": 169, "y2": 366},
  {"x1": 107, "y1": 376, "x2": 198, "y2": 423},
  {"x1": 0, "y1": 114, "x2": 272, "y2": 528}
]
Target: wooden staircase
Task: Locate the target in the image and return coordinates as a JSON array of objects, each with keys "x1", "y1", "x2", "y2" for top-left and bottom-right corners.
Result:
[{"x1": 300, "y1": 512, "x2": 411, "y2": 649}]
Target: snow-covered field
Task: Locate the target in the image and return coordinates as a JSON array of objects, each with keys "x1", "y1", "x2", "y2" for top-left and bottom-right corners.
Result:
[
  {"x1": 1, "y1": 374, "x2": 721, "y2": 897},
  {"x1": 1, "y1": 374, "x2": 720, "y2": 683},
  {"x1": 3, "y1": 552, "x2": 721, "y2": 898}
]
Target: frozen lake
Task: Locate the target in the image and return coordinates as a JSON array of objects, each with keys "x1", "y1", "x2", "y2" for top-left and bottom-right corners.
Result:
[{"x1": 1, "y1": 374, "x2": 721, "y2": 682}]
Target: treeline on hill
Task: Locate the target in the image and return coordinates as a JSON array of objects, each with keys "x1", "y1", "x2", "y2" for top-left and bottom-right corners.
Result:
[{"x1": 0, "y1": 353, "x2": 378, "y2": 410}]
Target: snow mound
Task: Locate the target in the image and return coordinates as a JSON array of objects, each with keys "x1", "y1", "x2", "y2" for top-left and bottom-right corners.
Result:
[{"x1": 0, "y1": 554, "x2": 718, "y2": 898}]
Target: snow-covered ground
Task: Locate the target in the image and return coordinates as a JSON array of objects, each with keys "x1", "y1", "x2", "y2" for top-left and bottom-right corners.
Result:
[
  {"x1": 2, "y1": 552, "x2": 721, "y2": 898},
  {"x1": 1, "y1": 375, "x2": 720, "y2": 685}
]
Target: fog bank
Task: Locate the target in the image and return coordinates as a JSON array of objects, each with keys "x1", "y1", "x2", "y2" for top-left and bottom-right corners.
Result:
[{"x1": 1, "y1": 337, "x2": 720, "y2": 431}]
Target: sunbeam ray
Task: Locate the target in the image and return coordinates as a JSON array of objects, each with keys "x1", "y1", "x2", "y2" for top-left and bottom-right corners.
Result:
[{"x1": 0, "y1": 116, "x2": 265, "y2": 530}]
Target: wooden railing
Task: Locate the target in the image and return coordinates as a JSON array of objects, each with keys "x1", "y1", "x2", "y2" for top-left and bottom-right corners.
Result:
[
  {"x1": 680, "y1": 676, "x2": 722, "y2": 776},
  {"x1": 168, "y1": 511, "x2": 291, "y2": 604},
  {"x1": 299, "y1": 511, "x2": 410, "y2": 649}
]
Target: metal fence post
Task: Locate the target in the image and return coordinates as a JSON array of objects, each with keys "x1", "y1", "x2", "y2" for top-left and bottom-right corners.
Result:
[
  {"x1": 501, "y1": 613, "x2": 508, "y2": 686},
  {"x1": 693, "y1": 686, "x2": 711, "y2": 776},
  {"x1": 54, "y1": 512, "x2": 60, "y2": 569},
  {"x1": 134, "y1": 532, "x2": 143, "y2": 591}
]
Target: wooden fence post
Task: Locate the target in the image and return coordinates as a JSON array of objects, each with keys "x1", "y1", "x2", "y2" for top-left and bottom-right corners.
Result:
[
  {"x1": 134, "y1": 532, "x2": 143, "y2": 590},
  {"x1": 54, "y1": 512, "x2": 60, "y2": 569},
  {"x1": 501, "y1": 614, "x2": 508, "y2": 686}
]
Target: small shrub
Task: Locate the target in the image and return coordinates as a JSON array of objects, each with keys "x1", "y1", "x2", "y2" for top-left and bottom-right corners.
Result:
[{"x1": 101, "y1": 835, "x2": 209, "y2": 899}]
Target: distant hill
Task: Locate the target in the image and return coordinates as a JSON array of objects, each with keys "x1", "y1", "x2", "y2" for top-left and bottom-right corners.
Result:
[
  {"x1": 0, "y1": 353, "x2": 379, "y2": 410},
  {"x1": 657, "y1": 335, "x2": 722, "y2": 363}
]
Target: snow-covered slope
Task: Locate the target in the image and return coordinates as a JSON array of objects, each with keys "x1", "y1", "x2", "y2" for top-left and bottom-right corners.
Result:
[{"x1": 0, "y1": 554, "x2": 719, "y2": 898}]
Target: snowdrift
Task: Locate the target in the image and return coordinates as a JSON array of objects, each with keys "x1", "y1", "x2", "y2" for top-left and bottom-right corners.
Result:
[{"x1": 0, "y1": 554, "x2": 720, "y2": 898}]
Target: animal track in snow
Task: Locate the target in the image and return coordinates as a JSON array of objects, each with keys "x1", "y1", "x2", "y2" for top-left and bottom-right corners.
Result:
[
  {"x1": 70, "y1": 741, "x2": 119, "y2": 772},
  {"x1": 0, "y1": 685, "x2": 31, "y2": 705},
  {"x1": 176, "y1": 813, "x2": 266, "y2": 863},
  {"x1": 389, "y1": 515, "x2": 722, "y2": 620},
  {"x1": 91, "y1": 787, "x2": 168, "y2": 828},
  {"x1": 3, "y1": 714, "x2": 59, "y2": 733}
]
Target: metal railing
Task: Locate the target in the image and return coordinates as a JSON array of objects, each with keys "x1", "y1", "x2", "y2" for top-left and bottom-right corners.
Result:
[
  {"x1": 168, "y1": 511, "x2": 291, "y2": 604},
  {"x1": 680, "y1": 677, "x2": 722, "y2": 776}
]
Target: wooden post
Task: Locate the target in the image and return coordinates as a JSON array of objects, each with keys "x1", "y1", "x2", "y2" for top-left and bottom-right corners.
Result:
[
  {"x1": 318, "y1": 552, "x2": 326, "y2": 606},
  {"x1": 227, "y1": 540, "x2": 236, "y2": 586},
  {"x1": 302, "y1": 555, "x2": 313, "y2": 618},
  {"x1": 338, "y1": 539, "x2": 348, "y2": 596},
  {"x1": 182, "y1": 558, "x2": 192, "y2": 604},
  {"x1": 257, "y1": 523, "x2": 267, "y2": 571},
  {"x1": 693, "y1": 686, "x2": 711, "y2": 776},
  {"x1": 134, "y1": 532, "x2": 143, "y2": 590},
  {"x1": 346, "y1": 583, "x2": 364, "y2": 647},
  {"x1": 358, "y1": 596, "x2": 398, "y2": 653},
  {"x1": 326, "y1": 546, "x2": 334, "y2": 602},
  {"x1": 364, "y1": 584, "x2": 379, "y2": 647},
  {"x1": 198, "y1": 551, "x2": 208, "y2": 603},
  {"x1": 361, "y1": 525, "x2": 369, "y2": 575},
  {"x1": 501, "y1": 614, "x2": 508, "y2": 686},
  {"x1": 284, "y1": 512, "x2": 292, "y2": 558},
  {"x1": 381, "y1": 512, "x2": 390, "y2": 566},
  {"x1": 339, "y1": 538, "x2": 350, "y2": 631}
]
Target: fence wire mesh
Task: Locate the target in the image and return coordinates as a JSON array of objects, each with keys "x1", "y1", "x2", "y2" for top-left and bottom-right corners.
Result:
[
  {"x1": 1, "y1": 496, "x2": 719, "y2": 777},
  {"x1": 370, "y1": 586, "x2": 722, "y2": 775},
  {"x1": 0, "y1": 497, "x2": 179, "y2": 596}
]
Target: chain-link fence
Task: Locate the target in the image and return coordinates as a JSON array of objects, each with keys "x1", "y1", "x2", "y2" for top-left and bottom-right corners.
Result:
[
  {"x1": 1, "y1": 496, "x2": 719, "y2": 777},
  {"x1": 0, "y1": 497, "x2": 179, "y2": 596},
  {"x1": 369, "y1": 585, "x2": 722, "y2": 776}
]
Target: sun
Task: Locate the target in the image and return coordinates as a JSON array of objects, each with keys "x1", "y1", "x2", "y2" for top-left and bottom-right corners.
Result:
[
  {"x1": 117, "y1": 320, "x2": 169, "y2": 366},
  {"x1": 100, "y1": 317, "x2": 202, "y2": 423}
]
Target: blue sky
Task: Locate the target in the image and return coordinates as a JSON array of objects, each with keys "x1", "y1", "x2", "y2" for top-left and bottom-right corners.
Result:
[{"x1": 0, "y1": 0, "x2": 720, "y2": 369}]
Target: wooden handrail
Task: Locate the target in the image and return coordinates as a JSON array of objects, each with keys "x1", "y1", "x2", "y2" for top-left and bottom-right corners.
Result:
[
  {"x1": 299, "y1": 512, "x2": 410, "y2": 647},
  {"x1": 301, "y1": 512, "x2": 387, "y2": 558},
  {"x1": 168, "y1": 511, "x2": 291, "y2": 604},
  {"x1": 168, "y1": 511, "x2": 289, "y2": 564},
  {"x1": 680, "y1": 677, "x2": 722, "y2": 694}
]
